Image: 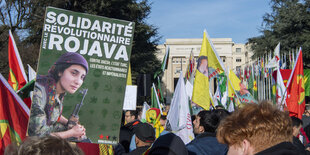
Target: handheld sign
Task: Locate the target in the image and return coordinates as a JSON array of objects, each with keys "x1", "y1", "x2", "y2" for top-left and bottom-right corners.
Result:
[{"x1": 28, "y1": 7, "x2": 135, "y2": 144}]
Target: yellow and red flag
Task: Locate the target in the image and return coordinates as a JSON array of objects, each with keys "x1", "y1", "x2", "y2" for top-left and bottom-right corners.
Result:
[
  {"x1": 8, "y1": 30, "x2": 27, "y2": 91},
  {"x1": 286, "y1": 48, "x2": 305, "y2": 119},
  {"x1": 0, "y1": 73, "x2": 29, "y2": 154}
]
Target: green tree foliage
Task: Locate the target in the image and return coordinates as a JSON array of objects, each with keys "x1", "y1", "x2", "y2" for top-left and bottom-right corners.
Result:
[
  {"x1": 0, "y1": 0, "x2": 161, "y2": 80},
  {"x1": 248, "y1": 0, "x2": 310, "y2": 68}
]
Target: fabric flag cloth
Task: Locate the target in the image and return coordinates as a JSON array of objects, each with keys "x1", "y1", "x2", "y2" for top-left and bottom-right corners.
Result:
[
  {"x1": 185, "y1": 50, "x2": 195, "y2": 83},
  {"x1": 141, "y1": 102, "x2": 150, "y2": 122},
  {"x1": 156, "y1": 77, "x2": 164, "y2": 103},
  {"x1": 151, "y1": 83, "x2": 163, "y2": 114},
  {"x1": 76, "y1": 142, "x2": 114, "y2": 155},
  {"x1": 127, "y1": 64, "x2": 132, "y2": 85},
  {"x1": 304, "y1": 69, "x2": 310, "y2": 97},
  {"x1": 228, "y1": 70, "x2": 241, "y2": 98},
  {"x1": 27, "y1": 64, "x2": 36, "y2": 82},
  {"x1": 221, "y1": 89, "x2": 228, "y2": 109},
  {"x1": 154, "y1": 46, "x2": 170, "y2": 79},
  {"x1": 213, "y1": 85, "x2": 221, "y2": 107},
  {"x1": 266, "y1": 43, "x2": 280, "y2": 68},
  {"x1": 0, "y1": 73, "x2": 30, "y2": 154},
  {"x1": 248, "y1": 66, "x2": 254, "y2": 95},
  {"x1": 276, "y1": 68, "x2": 286, "y2": 110},
  {"x1": 8, "y1": 30, "x2": 28, "y2": 91},
  {"x1": 228, "y1": 70, "x2": 257, "y2": 104},
  {"x1": 192, "y1": 31, "x2": 211, "y2": 110},
  {"x1": 17, "y1": 79, "x2": 35, "y2": 108},
  {"x1": 227, "y1": 98, "x2": 235, "y2": 112},
  {"x1": 285, "y1": 48, "x2": 305, "y2": 119},
  {"x1": 205, "y1": 31, "x2": 225, "y2": 79},
  {"x1": 166, "y1": 72, "x2": 194, "y2": 144}
]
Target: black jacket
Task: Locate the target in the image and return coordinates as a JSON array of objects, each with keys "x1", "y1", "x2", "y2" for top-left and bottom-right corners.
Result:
[
  {"x1": 119, "y1": 120, "x2": 140, "y2": 153},
  {"x1": 256, "y1": 142, "x2": 306, "y2": 155}
]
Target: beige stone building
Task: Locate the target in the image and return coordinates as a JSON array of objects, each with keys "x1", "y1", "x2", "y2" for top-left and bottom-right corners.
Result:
[{"x1": 156, "y1": 38, "x2": 254, "y2": 103}]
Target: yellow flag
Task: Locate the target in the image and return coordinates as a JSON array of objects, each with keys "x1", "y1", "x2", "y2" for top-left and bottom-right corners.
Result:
[
  {"x1": 205, "y1": 32, "x2": 224, "y2": 79},
  {"x1": 192, "y1": 31, "x2": 211, "y2": 110},
  {"x1": 127, "y1": 64, "x2": 132, "y2": 85},
  {"x1": 228, "y1": 70, "x2": 241, "y2": 97}
]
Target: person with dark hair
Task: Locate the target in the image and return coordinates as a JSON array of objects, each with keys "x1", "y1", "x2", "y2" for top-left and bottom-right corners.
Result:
[
  {"x1": 119, "y1": 118, "x2": 140, "y2": 153},
  {"x1": 291, "y1": 116, "x2": 310, "y2": 153},
  {"x1": 116, "y1": 123, "x2": 155, "y2": 155},
  {"x1": 119, "y1": 110, "x2": 140, "y2": 153},
  {"x1": 127, "y1": 123, "x2": 155, "y2": 154},
  {"x1": 28, "y1": 52, "x2": 88, "y2": 139},
  {"x1": 147, "y1": 133, "x2": 188, "y2": 155},
  {"x1": 213, "y1": 109, "x2": 230, "y2": 121},
  {"x1": 186, "y1": 110, "x2": 228, "y2": 155},
  {"x1": 124, "y1": 110, "x2": 138, "y2": 124},
  {"x1": 5, "y1": 136, "x2": 84, "y2": 155},
  {"x1": 215, "y1": 105, "x2": 225, "y2": 110}
]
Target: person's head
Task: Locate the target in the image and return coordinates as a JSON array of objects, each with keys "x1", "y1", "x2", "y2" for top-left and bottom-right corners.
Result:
[
  {"x1": 197, "y1": 56, "x2": 208, "y2": 76},
  {"x1": 217, "y1": 101, "x2": 292, "y2": 155},
  {"x1": 213, "y1": 109, "x2": 230, "y2": 121},
  {"x1": 134, "y1": 123, "x2": 155, "y2": 147},
  {"x1": 125, "y1": 110, "x2": 138, "y2": 123},
  {"x1": 291, "y1": 116, "x2": 303, "y2": 137},
  {"x1": 6, "y1": 136, "x2": 84, "y2": 155},
  {"x1": 304, "y1": 104, "x2": 310, "y2": 116},
  {"x1": 160, "y1": 112, "x2": 167, "y2": 128},
  {"x1": 48, "y1": 52, "x2": 88, "y2": 94},
  {"x1": 215, "y1": 105, "x2": 225, "y2": 110},
  {"x1": 148, "y1": 133, "x2": 188, "y2": 155},
  {"x1": 193, "y1": 110, "x2": 219, "y2": 134}
]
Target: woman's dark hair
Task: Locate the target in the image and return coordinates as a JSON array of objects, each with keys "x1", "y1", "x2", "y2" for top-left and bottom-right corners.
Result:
[{"x1": 48, "y1": 63, "x2": 72, "y2": 82}]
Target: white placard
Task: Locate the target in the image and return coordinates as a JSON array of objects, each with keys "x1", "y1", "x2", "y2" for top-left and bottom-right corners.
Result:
[{"x1": 123, "y1": 85, "x2": 137, "y2": 110}]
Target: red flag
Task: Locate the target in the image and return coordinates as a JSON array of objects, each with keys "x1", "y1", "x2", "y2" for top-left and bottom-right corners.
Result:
[
  {"x1": 286, "y1": 48, "x2": 305, "y2": 119},
  {"x1": 0, "y1": 73, "x2": 29, "y2": 154},
  {"x1": 77, "y1": 143, "x2": 114, "y2": 155},
  {"x1": 8, "y1": 30, "x2": 27, "y2": 91}
]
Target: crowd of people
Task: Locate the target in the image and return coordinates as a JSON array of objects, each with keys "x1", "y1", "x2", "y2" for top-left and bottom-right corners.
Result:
[{"x1": 6, "y1": 100, "x2": 310, "y2": 154}]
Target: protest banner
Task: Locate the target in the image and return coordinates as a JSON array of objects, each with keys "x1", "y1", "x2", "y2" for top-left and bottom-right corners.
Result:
[{"x1": 27, "y1": 7, "x2": 135, "y2": 144}]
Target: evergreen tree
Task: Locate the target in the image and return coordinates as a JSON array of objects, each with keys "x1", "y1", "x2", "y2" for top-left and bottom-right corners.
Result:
[
  {"x1": 248, "y1": 0, "x2": 310, "y2": 68},
  {"x1": 0, "y1": 0, "x2": 161, "y2": 79}
]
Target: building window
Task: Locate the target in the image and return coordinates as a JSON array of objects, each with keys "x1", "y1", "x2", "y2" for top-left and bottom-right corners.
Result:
[
  {"x1": 236, "y1": 48, "x2": 241, "y2": 53},
  {"x1": 220, "y1": 56, "x2": 226, "y2": 62},
  {"x1": 172, "y1": 57, "x2": 186, "y2": 64},
  {"x1": 236, "y1": 58, "x2": 242, "y2": 62}
]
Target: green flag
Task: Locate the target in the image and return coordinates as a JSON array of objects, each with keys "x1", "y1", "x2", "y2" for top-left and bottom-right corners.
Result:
[
  {"x1": 154, "y1": 46, "x2": 170, "y2": 79},
  {"x1": 305, "y1": 69, "x2": 310, "y2": 96}
]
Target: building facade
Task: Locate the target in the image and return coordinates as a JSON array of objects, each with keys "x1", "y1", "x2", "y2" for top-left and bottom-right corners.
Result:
[{"x1": 156, "y1": 38, "x2": 254, "y2": 103}]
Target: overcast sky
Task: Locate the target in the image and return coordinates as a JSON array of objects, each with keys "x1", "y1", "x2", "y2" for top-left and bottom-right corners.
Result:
[{"x1": 147, "y1": 0, "x2": 271, "y2": 44}]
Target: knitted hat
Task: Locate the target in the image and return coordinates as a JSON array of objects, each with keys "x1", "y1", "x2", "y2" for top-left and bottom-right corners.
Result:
[{"x1": 55, "y1": 52, "x2": 88, "y2": 73}]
